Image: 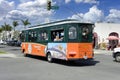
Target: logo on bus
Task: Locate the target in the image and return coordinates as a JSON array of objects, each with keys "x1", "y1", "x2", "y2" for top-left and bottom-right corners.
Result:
[{"x1": 28, "y1": 44, "x2": 32, "y2": 54}]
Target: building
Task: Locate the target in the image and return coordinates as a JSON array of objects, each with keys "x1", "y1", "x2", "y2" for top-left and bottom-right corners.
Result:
[
  {"x1": 0, "y1": 30, "x2": 21, "y2": 41},
  {"x1": 94, "y1": 22, "x2": 120, "y2": 50}
]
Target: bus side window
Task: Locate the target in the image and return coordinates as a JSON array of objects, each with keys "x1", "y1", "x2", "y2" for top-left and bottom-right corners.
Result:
[
  {"x1": 69, "y1": 27, "x2": 77, "y2": 39},
  {"x1": 28, "y1": 32, "x2": 32, "y2": 42},
  {"x1": 51, "y1": 30, "x2": 64, "y2": 41},
  {"x1": 39, "y1": 31, "x2": 48, "y2": 41},
  {"x1": 32, "y1": 31, "x2": 37, "y2": 42}
]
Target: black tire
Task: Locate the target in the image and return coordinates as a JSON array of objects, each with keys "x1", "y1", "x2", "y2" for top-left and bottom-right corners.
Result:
[
  {"x1": 115, "y1": 53, "x2": 120, "y2": 62},
  {"x1": 47, "y1": 53, "x2": 53, "y2": 63},
  {"x1": 24, "y1": 53, "x2": 28, "y2": 57},
  {"x1": 22, "y1": 49, "x2": 25, "y2": 53}
]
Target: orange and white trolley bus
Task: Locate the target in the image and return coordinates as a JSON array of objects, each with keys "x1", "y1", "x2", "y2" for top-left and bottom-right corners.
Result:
[{"x1": 21, "y1": 19, "x2": 94, "y2": 62}]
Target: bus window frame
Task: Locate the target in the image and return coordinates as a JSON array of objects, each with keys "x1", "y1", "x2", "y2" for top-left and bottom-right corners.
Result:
[
  {"x1": 50, "y1": 28, "x2": 65, "y2": 42},
  {"x1": 67, "y1": 24, "x2": 78, "y2": 42},
  {"x1": 79, "y1": 24, "x2": 93, "y2": 42},
  {"x1": 37, "y1": 28, "x2": 49, "y2": 43}
]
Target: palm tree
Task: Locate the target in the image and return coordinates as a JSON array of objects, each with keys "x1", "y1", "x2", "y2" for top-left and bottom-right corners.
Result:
[
  {"x1": 0, "y1": 28, "x2": 3, "y2": 40},
  {"x1": 1, "y1": 23, "x2": 12, "y2": 40},
  {"x1": 12, "y1": 21, "x2": 19, "y2": 31},
  {"x1": 12, "y1": 21, "x2": 19, "y2": 40},
  {"x1": 21, "y1": 19, "x2": 31, "y2": 29},
  {"x1": 0, "y1": 28, "x2": 3, "y2": 33},
  {"x1": 1, "y1": 23, "x2": 12, "y2": 31}
]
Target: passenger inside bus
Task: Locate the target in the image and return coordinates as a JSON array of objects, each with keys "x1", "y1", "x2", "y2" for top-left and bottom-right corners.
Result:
[
  {"x1": 51, "y1": 30, "x2": 64, "y2": 41},
  {"x1": 54, "y1": 36, "x2": 60, "y2": 41}
]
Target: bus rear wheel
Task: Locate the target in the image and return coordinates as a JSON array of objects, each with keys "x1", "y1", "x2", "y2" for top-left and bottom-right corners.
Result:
[
  {"x1": 24, "y1": 53, "x2": 28, "y2": 57},
  {"x1": 47, "y1": 53, "x2": 53, "y2": 63}
]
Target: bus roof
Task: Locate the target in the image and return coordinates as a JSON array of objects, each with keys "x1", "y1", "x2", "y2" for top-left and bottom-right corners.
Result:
[{"x1": 24, "y1": 19, "x2": 94, "y2": 30}]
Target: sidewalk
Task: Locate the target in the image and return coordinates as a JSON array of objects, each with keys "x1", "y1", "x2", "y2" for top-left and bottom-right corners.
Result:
[
  {"x1": 0, "y1": 53, "x2": 16, "y2": 58},
  {"x1": 94, "y1": 49, "x2": 113, "y2": 55}
]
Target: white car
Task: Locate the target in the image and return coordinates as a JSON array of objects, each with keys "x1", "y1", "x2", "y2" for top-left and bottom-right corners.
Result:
[
  {"x1": 113, "y1": 47, "x2": 120, "y2": 62},
  {"x1": 0, "y1": 40, "x2": 7, "y2": 45},
  {"x1": 0, "y1": 40, "x2": 3, "y2": 44}
]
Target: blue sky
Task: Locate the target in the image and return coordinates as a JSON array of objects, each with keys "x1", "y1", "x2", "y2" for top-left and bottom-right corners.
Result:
[{"x1": 0, "y1": 0, "x2": 120, "y2": 30}]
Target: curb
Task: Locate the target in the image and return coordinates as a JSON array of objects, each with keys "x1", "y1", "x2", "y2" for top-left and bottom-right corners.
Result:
[{"x1": 94, "y1": 50, "x2": 113, "y2": 55}]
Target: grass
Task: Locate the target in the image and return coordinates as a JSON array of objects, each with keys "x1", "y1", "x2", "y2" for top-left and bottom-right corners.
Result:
[{"x1": 0, "y1": 51, "x2": 7, "y2": 54}]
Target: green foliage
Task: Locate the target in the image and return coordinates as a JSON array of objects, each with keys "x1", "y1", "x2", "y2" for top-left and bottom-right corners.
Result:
[
  {"x1": 0, "y1": 51, "x2": 6, "y2": 54},
  {"x1": 21, "y1": 19, "x2": 31, "y2": 29},
  {"x1": 0, "y1": 28, "x2": 3, "y2": 33},
  {"x1": 1, "y1": 23, "x2": 12, "y2": 31},
  {"x1": 12, "y1": 21, "x2": 19, "y2": 31}
]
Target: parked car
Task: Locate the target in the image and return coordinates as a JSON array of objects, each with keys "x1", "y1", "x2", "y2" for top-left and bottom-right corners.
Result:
[
  {"x1": 113, "y1": 44, "x2": 120, "y2": 62},
  {"x1": 0, "y1": 40, "x2": 7, "y2": 45},
  {"x1": 0, "y1": 40, "x2": 3, "y2": 44},
  {"x1": 15, "y1": 41, "x2": 21, "y2": 47},
  {"x1": 7, "y1": 40, "x2": 18, "y2": 46}
]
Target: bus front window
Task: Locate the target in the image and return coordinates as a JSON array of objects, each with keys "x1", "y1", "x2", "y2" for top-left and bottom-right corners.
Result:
[
  {"x1": 81, "y1": 25, "x2": 92, "y2": 42},
  {"x1": 82, "y1": 27, "x2": 89, "y2": 38}
]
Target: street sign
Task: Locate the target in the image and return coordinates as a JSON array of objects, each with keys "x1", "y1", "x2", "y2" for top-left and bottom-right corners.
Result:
[{"x1": 51, "y1": 6, "x2": 59, "y2": 10}]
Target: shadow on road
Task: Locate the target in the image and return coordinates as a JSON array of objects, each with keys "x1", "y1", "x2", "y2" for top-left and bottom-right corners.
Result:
[
  {"x1": 53, "y1": 60, "x2": 100, "y2": 67},
  {"x1": 10, "y1": 49, "x2": 21, "y2": 51},
  {"x1": 26, "y1": 54, "x2": 100, "y2": 67}
]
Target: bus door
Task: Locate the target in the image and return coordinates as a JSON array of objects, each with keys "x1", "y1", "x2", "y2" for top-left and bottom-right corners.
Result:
[
  {"x1": 47, "y1": 28, "x2": 67, "y2": 60},
  {"x1": 66, "y1": 24, "x2": 80, "y2": 60}
]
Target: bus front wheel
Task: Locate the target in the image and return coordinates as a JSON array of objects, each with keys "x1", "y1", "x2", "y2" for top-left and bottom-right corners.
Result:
[{"x1": 47, "y1": 53, "x2": 53, "y2": 63}]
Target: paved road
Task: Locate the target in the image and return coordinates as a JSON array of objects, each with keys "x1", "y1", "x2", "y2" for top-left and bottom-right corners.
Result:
[{"x1": 0, "y1": 45, "x2": 120, "y2": 80}]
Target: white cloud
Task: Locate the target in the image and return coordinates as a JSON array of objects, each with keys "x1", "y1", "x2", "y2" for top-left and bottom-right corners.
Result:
[
  {"x1": 17, "y1": 0, "x2": 53, "y2": 19},
  {"x1": 75, "y1": 0, "x2": 98, "y2": 4},
  {"x1": 68, "y1": 13, "x2": 84, "y2": 22},
  {"x1": 65, "y1": 0, "x2": 98, "y2": 4},
  {"x1": 69, "y1": 5, "x2": 104, "y2": 23},
  {"x1": 65, "y1": 0, "x2": 71, "y2": 3},
  {"x1": 84, "y1": 5, "x2": 104, "y2": 22},
  {"x1": 5, "y1": 0, "x2": 54, "y2": 25},
  {"x1": 0, "y1": 0, "x2": 15, "y2": 18},
  {"x1": 19, "y1": 0, "x2": 34, "y2": 3},
  {"x1": 6, "y1": 10, "x2": 26, "y2": 20},
  {"x1": 106, "y1": 9, "x2": 120, "y2": 23},
  {"x1": 75, "y1": 0, "x2": 83, "y2": 3},
  {"x1": 18, "y1": 0, "x2": 47, "y2": 9},
  {"x1": 84, "y1": 0, "x2": 98, "y2": 4}
]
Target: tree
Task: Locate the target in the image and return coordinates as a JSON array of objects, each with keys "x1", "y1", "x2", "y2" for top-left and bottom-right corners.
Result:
[
  {"x1": 1, "y1": 23, "x2": 12, "y2": 31},
  {"x1": 21, "y1": 19, "x2": 31, "y2": 29},
  {"x1": 12, "y1": 21, "x2": 19, "y2": 31},
  {"x1": 0, "y1": 28, "x2": 3, "y2": 40},
  {"x1": 1, "y1": 23, "x2": 12, "y2": 40},
  {"x1": 12, "y1": 21, "x2": 19, "y2": 40},
  {"x1": 0, "y1": 28, "x2": 3, "y2": 33}
]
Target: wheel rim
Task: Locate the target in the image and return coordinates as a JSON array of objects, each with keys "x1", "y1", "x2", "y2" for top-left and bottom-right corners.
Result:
[
  {"x1": 47, "y1": 54, "x2": 52, "y2": 62},
  {"x1": 116, "y1": 55, "x2": 120, "y2": 62}
]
